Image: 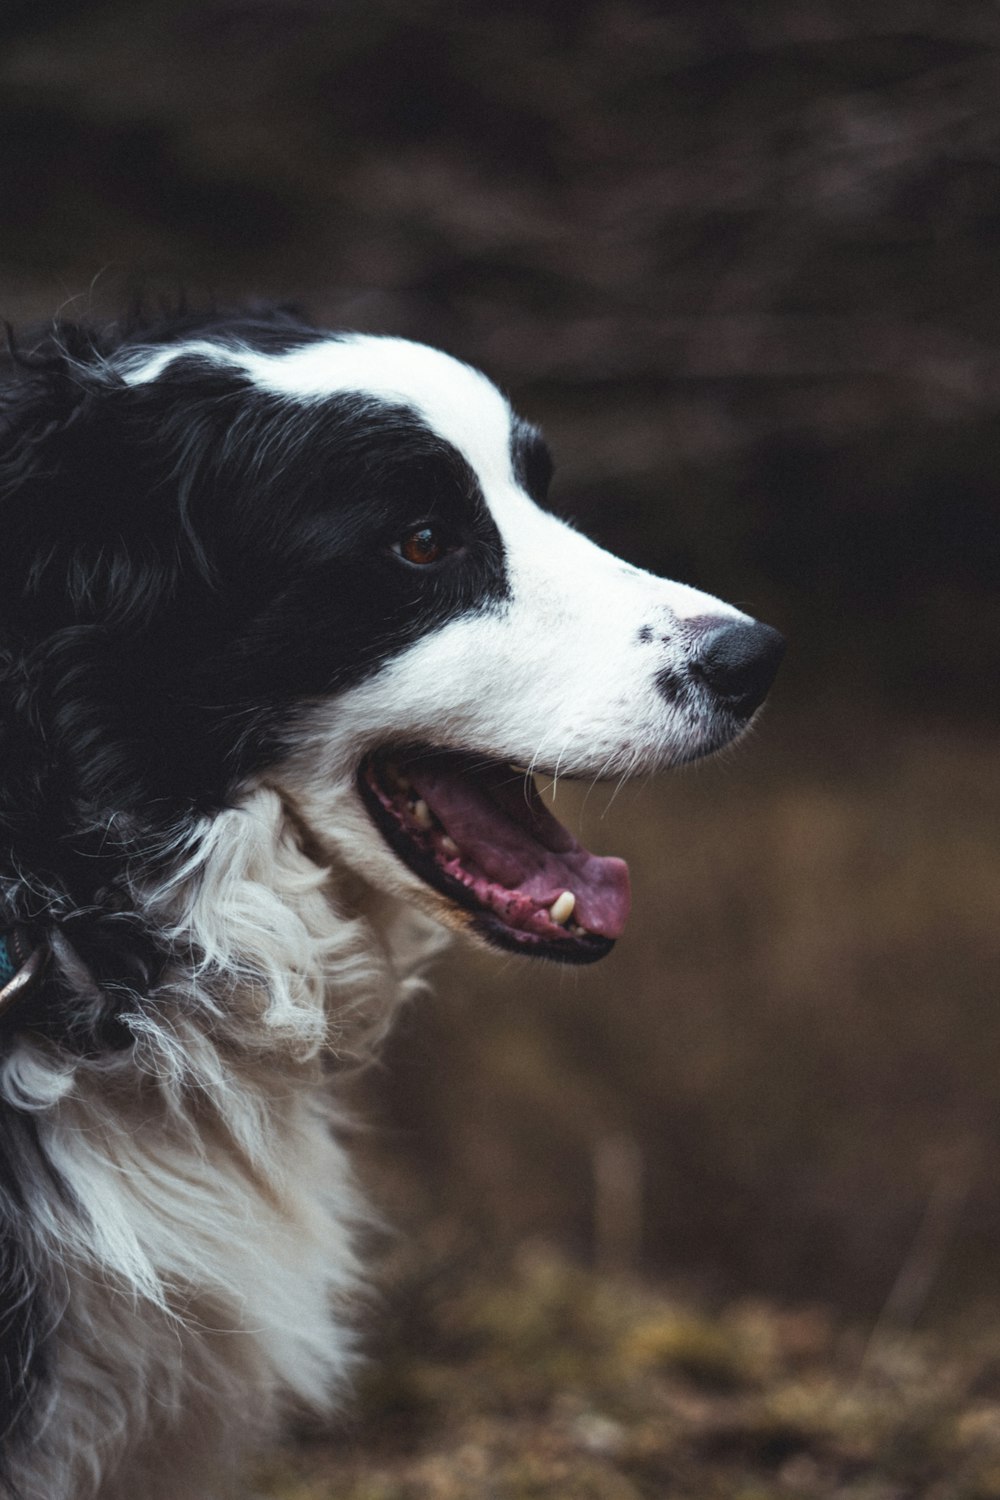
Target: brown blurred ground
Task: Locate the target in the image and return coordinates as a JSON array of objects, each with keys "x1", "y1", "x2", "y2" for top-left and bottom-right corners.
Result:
[
  {"x1": 2, "y1": 0, "x2": 999, "y2": 1328},
  {"x1": 252, "y1": 1244, "x2": 1000, "y2": 1499}
]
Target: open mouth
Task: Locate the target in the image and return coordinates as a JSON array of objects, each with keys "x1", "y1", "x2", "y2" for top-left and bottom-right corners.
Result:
[{"x1": 358, "y1": 747, "x2": 631, "y2": 964}]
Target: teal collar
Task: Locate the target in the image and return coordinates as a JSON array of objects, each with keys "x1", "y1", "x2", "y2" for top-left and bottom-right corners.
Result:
[
  {"x1": 0, "y1": 933, "x2": 17, "y2": 987},
  {"x1": 0, "y1": 927, "x2": 46, "y2": 1020}
]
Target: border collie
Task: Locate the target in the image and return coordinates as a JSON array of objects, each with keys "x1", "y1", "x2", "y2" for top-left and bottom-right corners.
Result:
[{"x1": 0, "y1": 307, "x2": 782, "y2": 1499}]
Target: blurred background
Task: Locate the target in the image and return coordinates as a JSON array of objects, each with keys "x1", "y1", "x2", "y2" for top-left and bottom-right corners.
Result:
[{"x1": 3, "y1": 3, "x2": 1000, "y2": 1486}]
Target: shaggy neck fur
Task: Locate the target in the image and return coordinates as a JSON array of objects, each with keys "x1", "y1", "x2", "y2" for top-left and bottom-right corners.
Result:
[{"x1": 0, "y1": 785, "x2": 444, "y2": 1500}]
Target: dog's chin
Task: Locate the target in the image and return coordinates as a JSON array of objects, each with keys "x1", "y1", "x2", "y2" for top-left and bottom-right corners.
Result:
[{"x1": 352, "y1": 747, "x2": 631, "y2": 966}]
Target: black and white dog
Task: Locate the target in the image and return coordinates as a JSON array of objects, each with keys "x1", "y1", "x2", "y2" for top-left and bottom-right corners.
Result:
[{"x1": 0, "y1": 307, "x2": 782, "y2": 1498}]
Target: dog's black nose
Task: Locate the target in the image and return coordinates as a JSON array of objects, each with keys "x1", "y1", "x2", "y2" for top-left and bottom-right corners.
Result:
[{"x1": 690, "y1": 619, "x2": 785, "y2": 717}]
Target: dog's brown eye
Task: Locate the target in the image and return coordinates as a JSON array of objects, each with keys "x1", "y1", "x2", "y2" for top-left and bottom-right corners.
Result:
[{"x1": 398, "y1": 525, "x2": 444, "y2": 566}]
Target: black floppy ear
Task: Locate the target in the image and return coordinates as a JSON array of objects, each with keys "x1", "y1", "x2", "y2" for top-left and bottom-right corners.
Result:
[
  {"x1": 0, "y1": 331, "x2": 217, "y2": 634},
  {"x1": 0, "y1": 327, "x2": 239, "y2": 824},
  {"x1": 0, "y1": 333, "x2": 189, "y2": 1041}
]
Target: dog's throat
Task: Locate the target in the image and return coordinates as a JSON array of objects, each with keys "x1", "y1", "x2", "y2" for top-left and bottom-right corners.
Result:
[{"x1": 360, "y1": 749, "x2": 630, "y2": 957}]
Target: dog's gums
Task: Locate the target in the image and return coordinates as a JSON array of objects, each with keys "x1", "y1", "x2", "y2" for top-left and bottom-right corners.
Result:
[{"x1": 359, "y1": 749, "x2": 631, "y2": 963}]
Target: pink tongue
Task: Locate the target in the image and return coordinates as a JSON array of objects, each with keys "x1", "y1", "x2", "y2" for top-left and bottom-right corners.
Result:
[{"x1": 407, "y1": 757, "x2": 631, "y2": 940}]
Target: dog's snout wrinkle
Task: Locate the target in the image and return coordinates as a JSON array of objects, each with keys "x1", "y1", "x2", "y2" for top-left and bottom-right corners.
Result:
[{"x1": 688, "y1": 619, "x2": 785, "y2": 718}]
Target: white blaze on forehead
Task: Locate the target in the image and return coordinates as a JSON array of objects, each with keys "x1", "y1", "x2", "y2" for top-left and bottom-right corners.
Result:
[{"x1": 124, "y1": 334, "x2": 517, "y2": 489}]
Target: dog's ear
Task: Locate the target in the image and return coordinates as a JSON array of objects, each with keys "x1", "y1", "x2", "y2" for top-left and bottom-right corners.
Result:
[
  {"x1": 0, "y1": 332, "x2": 202, "y2": 1041},
  {"x1": 0, "y1": 326, "x2": 222, "y2": 635}
]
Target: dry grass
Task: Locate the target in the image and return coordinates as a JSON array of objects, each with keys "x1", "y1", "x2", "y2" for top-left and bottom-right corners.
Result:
[{"x1": 256, "y1": 1243, "x2": 1000, "y2": 1499}]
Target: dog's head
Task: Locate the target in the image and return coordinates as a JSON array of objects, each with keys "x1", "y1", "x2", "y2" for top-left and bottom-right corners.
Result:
[{"x1": 0, "y1": 309, "x2": 782, "y2": 970}]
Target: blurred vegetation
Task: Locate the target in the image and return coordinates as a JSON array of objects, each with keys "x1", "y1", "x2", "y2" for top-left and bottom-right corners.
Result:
[
  {"x1": 255, "y1": 1243, "x2": 1000, "y2": 1498},
  {"x1": 2, "y1": 2, "x2": 1000, "y2": 1489}
]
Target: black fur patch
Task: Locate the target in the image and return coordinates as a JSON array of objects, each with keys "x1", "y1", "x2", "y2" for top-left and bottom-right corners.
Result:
[
  {"x1": 510, "y1": 417, "x2": 554, "y2": 505},
  {"x1": 655, "y1": 666, "x2": 686, "y2": 701}
]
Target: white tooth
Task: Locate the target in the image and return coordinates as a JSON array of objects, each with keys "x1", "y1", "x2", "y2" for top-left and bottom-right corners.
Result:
[
  {"x1": 386, "y1": 762, "x2": 413, "y2": 798},
  {"x1": 549, "y1": 890, "x2": 576, "y2": 925},
  {"x1": 412, "y1": 799, "x2": 433, "y2": 830},
  {"x1": 440, "y1": 836, "x2": 459, "y2": 859}
]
